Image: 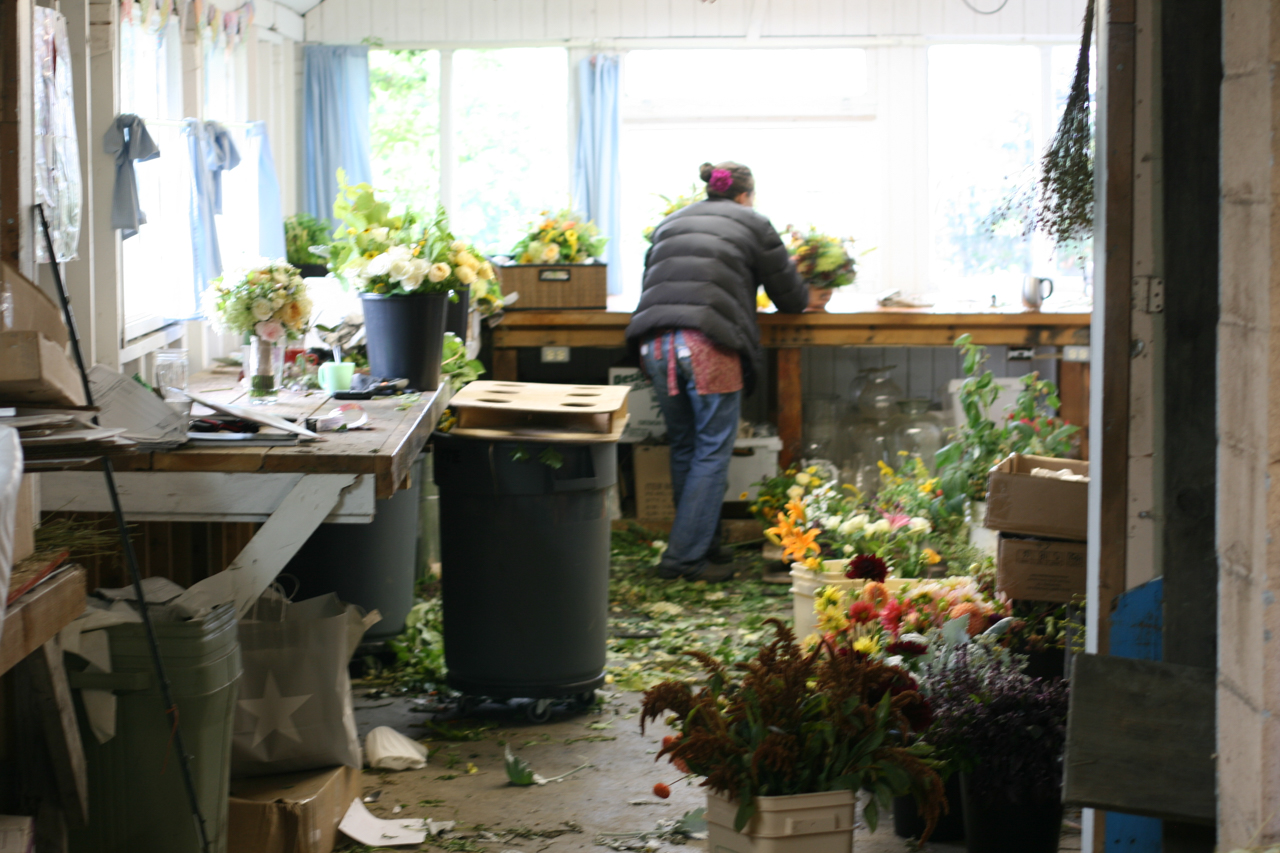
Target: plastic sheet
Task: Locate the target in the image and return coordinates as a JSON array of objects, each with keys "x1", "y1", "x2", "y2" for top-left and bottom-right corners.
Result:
[
  {"x1": 364, "y1": 726, "x2": 428, "y2": 771},
  {"x1": 33, "y1": 8, "x2": 83, "y2": 262}
]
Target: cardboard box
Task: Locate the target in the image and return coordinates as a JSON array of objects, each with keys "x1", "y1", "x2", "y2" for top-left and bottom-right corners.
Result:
[
  {"x1": 496, "y1": 263, "x2": 607, "y2": 309},
  {"x1": 0, "y1": 331, "x2": 85, "y2": 407},
  {"x1": 608, "y1": 367, "x2": 665, "y2": 442},
  {"x1": 984, "y1": 453, "x2": 1088, "y2": 541},
  {"x1": 13, "y1": 474, "x2": 38, "y2": 565},
  {"x1": 228, "y1": 765, "x2": 360, "y2": 853},
  {"x1": 997, "y1": 534, "x2": 1087, "y2": 603},
  {"x1": 1, "y1": 262, "x2": 68, "y2": 346},
  {"x1": 633, "y1": 444, "x2": 675, "y2": 525}
]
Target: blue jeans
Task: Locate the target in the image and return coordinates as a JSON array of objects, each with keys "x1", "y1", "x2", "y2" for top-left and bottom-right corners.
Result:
[{"x1": 642, "y1": 332, "x2": 741, "y2": 576}]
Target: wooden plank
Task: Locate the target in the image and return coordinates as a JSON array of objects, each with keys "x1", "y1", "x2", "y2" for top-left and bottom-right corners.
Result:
[
  {"x1": 1059, "y1": 360, "x2": 1089, "y2": 458},
  {"x1": 0, "y1": 567, "x2": 86, "y2": 676},
  {"x1": 1064, "y1": 654, "x2": 1214, "y2": 824},
  {"x1": 777, "y1": 348, "x2": 803, "y2": 469},
  {"x1": 23, "y1": 639, "x2": 88, "y2": 824},
  {"x1": 1095, "y1": 17, "x2": 1136, "y2": 656}
]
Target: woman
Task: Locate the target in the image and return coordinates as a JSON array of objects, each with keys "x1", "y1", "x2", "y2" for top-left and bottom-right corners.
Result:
[{"x1": 626, "y1": 161, "x2": 818, "y2": 582}]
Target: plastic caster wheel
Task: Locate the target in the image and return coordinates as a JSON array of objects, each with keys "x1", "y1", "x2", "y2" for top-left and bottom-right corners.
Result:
[
  {"x1": 572, "y1": 691, "x2": 597, "y2": 712},
  {"x1": 526, "y1": 698, "x2": 554, "y2": 723}
]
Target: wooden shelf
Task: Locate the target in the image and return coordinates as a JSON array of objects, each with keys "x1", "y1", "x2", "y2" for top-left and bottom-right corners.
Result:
[{"x1": 0, "y1": 566, "x2": 86, "y2": 676}]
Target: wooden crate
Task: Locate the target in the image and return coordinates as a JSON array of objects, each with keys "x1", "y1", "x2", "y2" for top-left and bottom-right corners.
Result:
[
  {"x1": 496, "y1": 263, "x2": 607, "y2": 310},
  {"x1": 0, "y1": 331, "x2": 85, "y2": 407},
  {"x1": 448, "y1": 380, "x2": 629, "y2": 442}
]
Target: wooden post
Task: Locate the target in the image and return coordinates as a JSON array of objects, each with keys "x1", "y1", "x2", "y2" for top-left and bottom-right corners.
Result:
[
  {"x1": 23, "y1": 639, "x2": 88, "y2": 825},
  {"x1": 1059, "y1": 360, "x2": 1090, "y2": 459},
  {"x1": 0, "y1": 0, "x2": 35, "y2": 277},
  {"x1": 776, "y1": 347, "x2": 802, "y2": 470},
  {"x1": 493, "y1": 348, "x2": 518, "y2": 381}
]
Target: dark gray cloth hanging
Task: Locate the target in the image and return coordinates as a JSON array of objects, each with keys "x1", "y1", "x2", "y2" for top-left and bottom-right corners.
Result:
[{"x1": 102, "y1": 113, "x2": 159, "y2": 239}]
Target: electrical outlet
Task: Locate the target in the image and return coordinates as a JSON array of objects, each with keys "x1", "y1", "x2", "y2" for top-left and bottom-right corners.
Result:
[
  {"x1": 540, "y1": 346, "x2": 570, "y2": 363},
  {"x1": 1063, "y1": 345, "x2": 1090, "y2": 362}
]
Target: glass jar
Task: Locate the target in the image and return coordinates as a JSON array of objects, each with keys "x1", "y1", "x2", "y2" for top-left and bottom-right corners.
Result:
[
  {"x1": 802, "y1": 396, "x2": 841, "y2": 469},
  {"x1": 153, "y1": 349, "x2": 189, "y2": 400},
  {"x1": 889, "y1": 398, "x2": 946, "y2": 472},
  {"x1": 246, "y1": 336, "x2": 285, "y2": 405},
  {"x1": 851, "y1": 365, "x2": 904, "y2": 422}
]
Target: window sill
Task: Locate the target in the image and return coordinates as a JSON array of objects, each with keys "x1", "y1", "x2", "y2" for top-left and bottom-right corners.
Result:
[{"x1": 119, "y1": 323, "x2": 186, "y2": 365}]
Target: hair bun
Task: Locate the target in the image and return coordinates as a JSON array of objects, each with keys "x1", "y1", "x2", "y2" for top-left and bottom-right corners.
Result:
[{"x1": 698, "y1": 162, "x2": 715, "y2": 182}]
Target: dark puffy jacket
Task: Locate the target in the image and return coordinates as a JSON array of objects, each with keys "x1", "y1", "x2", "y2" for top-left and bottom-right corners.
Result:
[{"x1": 625, "y1": 198, "x2": 809, "y2": 394}]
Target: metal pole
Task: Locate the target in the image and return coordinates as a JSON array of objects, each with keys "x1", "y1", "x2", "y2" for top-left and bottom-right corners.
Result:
[{"x1": 36, "y1": 204, "x2": 211, "y2": 853}]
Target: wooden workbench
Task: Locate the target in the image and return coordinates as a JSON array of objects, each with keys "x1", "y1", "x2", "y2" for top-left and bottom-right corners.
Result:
[
  {"x1": 492, "y1": 308, "x2": 1092, "y2": 465},
  {"x1": 40, "y1": 371, "x2": 451, "y2": 614}
]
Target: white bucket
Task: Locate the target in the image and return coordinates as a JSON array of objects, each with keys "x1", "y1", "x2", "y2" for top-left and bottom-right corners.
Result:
[
  {"x1": 966, "y1": 499, "x2": 998, "y2": 558},
  {"x1": 790, "y1": 561, "x2": 852, "y2": 640}
]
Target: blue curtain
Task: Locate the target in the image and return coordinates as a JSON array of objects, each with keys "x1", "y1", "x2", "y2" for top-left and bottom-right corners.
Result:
[
  {"x1": 303, "y1": 45, "x2": 372, "y2": 225},
  {"x1": 572, "y1": 54, "x2": 622, "y2": 296},
  {"x1": 186, "y1": 118, "x2": 222, "y2": 291},
  {"x1": 249, "y1": 122, "x2": 287, "y2": 260}
]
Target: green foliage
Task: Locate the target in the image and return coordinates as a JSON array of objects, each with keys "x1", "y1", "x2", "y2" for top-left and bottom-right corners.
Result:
[
  {"x1": 641, "y1": 185, "x2": 706, "y2": 242},
  {"x1": 510, "y1": 209, "x2": 608, "y2": 265},
  {"x1": 284, "y1": 213, "x2": 331, "y2": 266},
  {"x1": 387, "y1": 597, "x2": 446, "y2": 689},
  {"x1": 934, "y1": 334, "x2": 1080, "y2": 512},
  {"x1": 440, "y1": 332, "x2": 484, "y2": 391},
  {"x1": 369, "y1": 50, "x2": 441, "y2": 217}
]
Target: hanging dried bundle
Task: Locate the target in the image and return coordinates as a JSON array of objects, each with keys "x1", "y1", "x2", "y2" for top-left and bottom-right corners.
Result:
[{"x1": 1036, "y1": 0, "x2": 1095, "y2": 246}]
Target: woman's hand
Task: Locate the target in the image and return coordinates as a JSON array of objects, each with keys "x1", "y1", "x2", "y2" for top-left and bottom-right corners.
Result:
[{"x1": 804, "y1": 287, "x2": 834, "y2": 312}]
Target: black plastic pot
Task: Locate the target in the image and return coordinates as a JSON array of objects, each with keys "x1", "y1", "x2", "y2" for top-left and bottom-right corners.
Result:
[
  {"x1": 361, "y1": 291, "x2": 448, "y2": 391},
  {"x1": 894, "y1": 772, "x2": 965, "y2": 842},
  {"x1": 297, "y1": 263, "x2": 329, "y2": 278},
  {"x1": 433, "y1": 431, "x2": 615, "y2": 701},
  {"x1": 959, "y1": 773, "x2": 1063, "y2": 853},
  {"x1": 446, "y1": 286, "x2": 470, "y2": 342},
  {"x1": 1023, "y1": 648, "x2": 1067, "y2": 680}
]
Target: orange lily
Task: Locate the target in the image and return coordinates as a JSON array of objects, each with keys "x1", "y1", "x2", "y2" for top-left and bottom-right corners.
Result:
[
  {"x1": 784, "y1": 499, "x2": 807, "y2": 522},
  {"x1": 781, "y1": 527, "x2": 821, "y2": 562}
]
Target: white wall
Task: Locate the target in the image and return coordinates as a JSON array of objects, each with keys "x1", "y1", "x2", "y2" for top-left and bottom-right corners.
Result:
[{"x1": 305, "y1": 0, "x2": 1088, "y2": 46}]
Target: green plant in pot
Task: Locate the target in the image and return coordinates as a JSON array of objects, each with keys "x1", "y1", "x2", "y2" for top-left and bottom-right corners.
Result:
[
  {"x1": 326, "y1": 171, "x2": 491, "y2": 392},
  {"x1": 284, "y1": 212, "x2": 333, "y2": 277},
  {"x1": 641, "y1": 619, "x2": 946, "y2": 853},
  {"x1": 916, "y1": 637, "x2": 1069, "y2": 853},
  {"x1": 934, "y1": 334, "x2": 1079, "y2": 533}
]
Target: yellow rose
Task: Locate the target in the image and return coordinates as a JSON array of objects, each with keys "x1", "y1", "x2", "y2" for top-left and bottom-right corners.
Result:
[{"x1": 280, "y1": 300, "x2": 306, "y2": 327}]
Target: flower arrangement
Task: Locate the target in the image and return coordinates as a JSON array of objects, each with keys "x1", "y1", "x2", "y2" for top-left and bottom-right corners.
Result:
[
  {"x1": 510, "y1": 209, "x2": 608, "y2": 265},
  {"x1": 810, "y1": 577, "x2": 1009, "y2": 658},
  {"x1": 641, "y1": 619, "x2": 945, "y2": 838},
  {"x1": 642, "y1": 185, "x2": 706, "y2": 243},
  {"x1": 787, "y1": 228, "x2": 857, "y2": 290},
  {"x1": 284, "y1": 213, "x2": 332, "y2": 268},
  {"x1": 208, "y1": 261, "x2": 312, "y2": 343},
  {"x1": 935, "y1": 334, "x2": 1080, "y2": 511}
]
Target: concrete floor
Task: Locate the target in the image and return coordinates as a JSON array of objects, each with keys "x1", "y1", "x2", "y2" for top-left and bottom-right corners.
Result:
[{"x1": 348, "y1": 690, "x2": 1082, "y2": 853}]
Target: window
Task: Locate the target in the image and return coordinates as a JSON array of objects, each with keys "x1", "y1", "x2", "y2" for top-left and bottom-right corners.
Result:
[
  {"x1": 618, "y1": 49, "x2": 876, "y2": 308},
  {"x1": 119, "y1": 17, "x2": 192, "y2": 339},
  {"x1": 369, "y1": 50, "x2": 441, "y2": 218},
  {"x1": 453, "y1": 49, "x2": 568, "y2": 255},
  {"x1": 927, "y1": 45, "x2": 1091, "y2": 308}
]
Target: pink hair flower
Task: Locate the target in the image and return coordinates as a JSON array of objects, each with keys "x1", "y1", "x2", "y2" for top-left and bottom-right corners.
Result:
[{"x1": 709, "y1": 168, "x2": 734, "y2": 194}]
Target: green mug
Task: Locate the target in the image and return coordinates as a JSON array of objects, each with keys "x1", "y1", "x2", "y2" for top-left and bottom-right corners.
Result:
[{"x1": 318, "y1": 361, "x2": 355, "y2": 392}]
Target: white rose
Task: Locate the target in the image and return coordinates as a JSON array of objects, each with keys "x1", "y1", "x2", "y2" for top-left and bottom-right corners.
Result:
[
  {"x1": 541, "y1": 244, "x2": 560, "y2": 262},
  {"x1": 272, "y1": 269, "x2": 288, "y2": 284},
  {"x1": 270, "y1": 296, "x2": 285, "y2": 310},
  {"x1": 908, "y1": 517, "x2": 932, "y2": 534},
  {"x1": 456, "y1": 251, "x2": 479, "y2": 271},
  {"x1": 842, "y1": 544, "x2": 854, "y2": 555},
  {"x1": 794, "y1": 473, "x2": 812, "y2": 487},
  {"x1": 388, "y1": 258, "x2": 415, "y2": 282},
  {"x1": 251, "y1": 298, "x2": 273, "y2": 321},
  {"x1": 822, "y1": 516, "x2": 841, "y2": 530},
  {"x1": 387, "y1": 243, "x2": 411, "y2": 261},
  {"x1": 450, "y1": 241, "x2": 466, "y2": 251},
  {"x1": 369, "y1": 227, "x2": 390, "y2": 242},
  {"x1": 838, "y1": 514, "x2": 869, "y2": 536},
  {"x1": 427, "y1": 262, "x2": 451, "y2": 283},
  {"x1": 455, "y1": 264, "x2": 477, "y2": 285},
  {"x1": 367, "y1": 252, "x2": 393, "y2": 277},
  {"x1": 867, "y1": 519, "x2": 892, "y2": 536},
  {"x1": 786, "y1": 485, "x2": 805, "y2": 501}
]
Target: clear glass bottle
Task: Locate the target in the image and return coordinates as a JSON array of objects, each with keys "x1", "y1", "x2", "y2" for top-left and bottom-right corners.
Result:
[
  {"x1": 246, "y1": 336, "x2": 285, "y2": 405},
  {"x1": 853, "y1": 365, "x2": 904, "y2": 422},
  {"x1": 802, "y1": 396, "x2": 841, "y2": 469},
  {"x1": 889, "y1": 398, "x2": 946, "y2": 472}
]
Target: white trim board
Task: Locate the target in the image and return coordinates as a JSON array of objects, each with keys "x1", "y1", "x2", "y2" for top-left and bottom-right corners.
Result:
[{"x1": 41, "y1": 471, "x2": 376, "y2": 523}]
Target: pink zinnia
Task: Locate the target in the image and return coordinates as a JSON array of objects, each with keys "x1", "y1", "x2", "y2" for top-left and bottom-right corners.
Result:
[
  {"x1": 709, "y1": 168, "x2": 734, "y2": 193},
  {"x1": 885, "y1": 513, "x2": 911, "y2": 531}
]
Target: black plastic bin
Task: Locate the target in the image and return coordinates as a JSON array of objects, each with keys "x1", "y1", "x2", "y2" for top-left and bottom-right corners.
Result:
[{"x1": 433, "y1": 431, "x2": 615, "y2": 718}]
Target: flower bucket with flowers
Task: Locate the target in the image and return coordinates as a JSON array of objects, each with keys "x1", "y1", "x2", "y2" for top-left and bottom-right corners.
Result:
[
  {"x1": 498, "y1": 210, "x2": 610, "y2": 310},
  {"x1": 641, "y1": 620, "x2": 946, "y2": 853},
  {"x1": 786, "y1": 228, "x2": 858, "y2": 312},
  {"x1": 208, "y1": 261, "x2": 312, "y2": 405},
  {"x1": 325, "y1": 172, "x2": 496, "y2": 391}
]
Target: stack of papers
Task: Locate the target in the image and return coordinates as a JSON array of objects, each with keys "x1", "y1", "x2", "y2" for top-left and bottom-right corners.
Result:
[
  {"x1": 88, "y1": 366, "x2": 188, "y2": 451},
  {"x1": 2, "y1": 406, "x2": 137, "y2": 465}
]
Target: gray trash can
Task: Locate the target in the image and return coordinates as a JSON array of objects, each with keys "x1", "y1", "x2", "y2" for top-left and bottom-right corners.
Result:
[
  {"x1": 67, "y1": 603, "x2": 240, "y2": 853},
  {"x1": 433, "y1": 431, "x2": 614, "y2": 719}
]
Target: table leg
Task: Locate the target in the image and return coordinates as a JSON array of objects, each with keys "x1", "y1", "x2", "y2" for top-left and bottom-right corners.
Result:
[
  {"x1": 24, "y1": 638, "x2": 88, "y2": 824},
  {"x1": 777, "y1": 347, "x2": 803, "y2": 470},
  {"x1": 1059, "y1": 360, "x2": 1090, "y2": 459},
  {"x1": 493, "y1": 348, "x2": 518, "y2": 381}
]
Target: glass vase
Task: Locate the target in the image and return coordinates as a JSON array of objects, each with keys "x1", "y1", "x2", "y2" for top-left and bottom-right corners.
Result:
[
  {"x1": 889, "y1": 398, "x2": 946, "y2": 472},
  {"x1": 247, "y1": 335, "x2": 285, "y2": 405}
]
